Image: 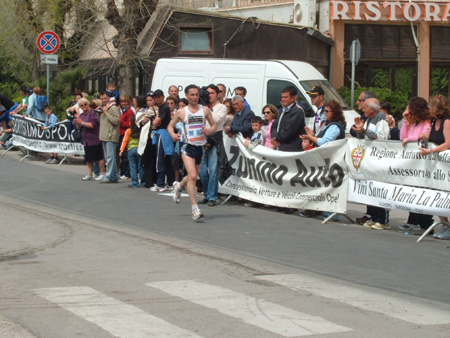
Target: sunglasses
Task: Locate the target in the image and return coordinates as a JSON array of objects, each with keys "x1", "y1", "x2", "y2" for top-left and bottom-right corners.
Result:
[
  {"x1": 263, "y1": 111, "x2": 272, "y2": 114},
  {"x1": 80, "y1": 104, "x2": 88, "y2": 107},
  {"x1": 324, "y1": 109, "x2": 331, "y2": 113}
]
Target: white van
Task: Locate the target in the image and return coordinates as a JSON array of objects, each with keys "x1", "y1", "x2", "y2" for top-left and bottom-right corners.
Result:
[{"x1": 151, "y1": 58, "x2": 359, "y2": 132}]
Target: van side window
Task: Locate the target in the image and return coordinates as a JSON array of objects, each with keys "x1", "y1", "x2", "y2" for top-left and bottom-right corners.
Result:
[{"x1": 267, "y1": 80, "x2": 315, "y2": 117}]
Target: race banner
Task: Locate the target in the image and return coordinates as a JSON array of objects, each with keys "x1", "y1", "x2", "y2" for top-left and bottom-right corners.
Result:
[
  {"x1": 346, "y1": 138, "x2": 450, "y2": 192},
  {"x1": 219, "y1": 135, "x2": 348, "y2": 212},
  {"x1": 349, "y1": 178, "x2": 450, "y2": 217},
  {"x1": 11, "y1": 115, "x2": 84, "y2": 154}
]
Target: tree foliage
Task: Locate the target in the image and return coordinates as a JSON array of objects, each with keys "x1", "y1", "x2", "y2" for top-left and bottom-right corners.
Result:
[
  {"x1": 338, "y1": 86, "x2": 409, "y2": 121},
  {"x1": 0, "y1": 0, "x2": 158, "y2": 97}
]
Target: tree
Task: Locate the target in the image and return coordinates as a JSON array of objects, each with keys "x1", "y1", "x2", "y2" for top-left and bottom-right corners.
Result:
[
  {"x1": 103, "y1": 0, "x2": 156, "y2": 95},
  {"x1": 0, "y1": 0, "x2": 158, "y2": 95}
]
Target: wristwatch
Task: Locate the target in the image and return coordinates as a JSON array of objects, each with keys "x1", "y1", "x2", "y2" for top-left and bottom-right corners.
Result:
[{"x1": 82, "y1": 121, "x2": 85, "y2": 126}]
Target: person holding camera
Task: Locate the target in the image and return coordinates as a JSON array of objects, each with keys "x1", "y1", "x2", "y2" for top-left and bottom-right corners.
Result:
[{"x1": 199, "y1": 84, "x2": 227, "y2": 206}]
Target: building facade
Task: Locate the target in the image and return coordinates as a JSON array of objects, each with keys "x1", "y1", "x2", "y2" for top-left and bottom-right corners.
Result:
[{"x1": 328, "y1": 0, "x2": 450, "y2": 100}]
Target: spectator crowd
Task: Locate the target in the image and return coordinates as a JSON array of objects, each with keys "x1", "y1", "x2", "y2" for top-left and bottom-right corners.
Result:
[{"x1": 1, "y1": 81, "x2": 449, "y2": 239}]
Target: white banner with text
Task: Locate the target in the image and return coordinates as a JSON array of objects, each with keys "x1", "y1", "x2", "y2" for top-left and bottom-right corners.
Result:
[
  {"x1": 219, "y1": 135, "x2": 348, "y2": 212},
  {"x1": 349, "y1": 178, "x2": 450, "y2": 217},
  {"x1": 346, "y1": 138, "x2": 450, "y2": 192},
  {"x1": 12, "y1": 116, "x2": 84, "y2": 154}
]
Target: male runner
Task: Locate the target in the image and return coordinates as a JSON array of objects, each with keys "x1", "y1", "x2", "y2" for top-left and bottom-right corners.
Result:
[{"x1": 168, "y1": 85, "x2": 217, "y2": 220}]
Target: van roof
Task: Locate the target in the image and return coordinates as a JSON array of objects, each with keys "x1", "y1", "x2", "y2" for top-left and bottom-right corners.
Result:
[{"x1": 158, "y1": 58, "x2": 327, "y2": 82}]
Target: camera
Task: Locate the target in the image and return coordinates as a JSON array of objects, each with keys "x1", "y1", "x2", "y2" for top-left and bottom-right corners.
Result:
[
  {"x1": 94, "y1": 108, "x2": 103, "y2": 114},
  {"x1": 419, "y1": 138, "x2": 428, "y2": 149},
  {"x1": 66, "y1": 108, "x2": 75, "y2": 119}
]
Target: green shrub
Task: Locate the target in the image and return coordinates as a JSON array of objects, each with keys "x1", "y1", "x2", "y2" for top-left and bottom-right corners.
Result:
[{"x1": 338, "y1": 86, "x2": 408, "y2": 121}]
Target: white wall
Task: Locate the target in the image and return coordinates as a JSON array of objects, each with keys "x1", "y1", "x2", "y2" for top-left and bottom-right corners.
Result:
[{"x1": 217, "y1": 3, "x2": 294, "y2": 25}]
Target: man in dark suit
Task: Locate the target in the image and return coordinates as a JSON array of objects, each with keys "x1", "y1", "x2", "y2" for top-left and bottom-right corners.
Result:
[
  {"x1": 224, "y1": 95, "x2": 254, "y2": 139},
  {"x1": 271, "y1": 86, "x2": 306, "y2": 151}
]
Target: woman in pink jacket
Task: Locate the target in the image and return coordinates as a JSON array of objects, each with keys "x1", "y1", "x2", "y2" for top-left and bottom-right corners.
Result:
[{"x1": 398, "y1": 97, "x2": 432, "y2": 235}]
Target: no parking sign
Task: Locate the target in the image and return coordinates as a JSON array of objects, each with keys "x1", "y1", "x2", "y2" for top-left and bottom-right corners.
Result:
[{"x1": 37, "y1": 31, "x2": 60, "y2": 54}]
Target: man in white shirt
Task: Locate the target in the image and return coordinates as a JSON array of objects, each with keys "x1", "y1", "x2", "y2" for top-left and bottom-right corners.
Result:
[{"x1": 199, "y1": 84, "x2": 227, "y2": 206}]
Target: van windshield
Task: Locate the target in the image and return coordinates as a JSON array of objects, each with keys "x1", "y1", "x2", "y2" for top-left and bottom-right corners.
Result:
[{"x1": 300, "y1": 80, "x2": 350, "y2": 109}]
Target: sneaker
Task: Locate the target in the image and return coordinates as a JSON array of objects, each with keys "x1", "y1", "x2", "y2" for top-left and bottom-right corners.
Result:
[
  {"x1": 166, "y1": 185, "x2": 174, "y2": 191},
  {"x1": 192, "y1": 208, "x2": 204, "y2": 220},
  {"x1": 95, "y1": 174, "x2": 106, "y2": 181},
  {"x1": 44, "y1": 158, "x2": 52, "y2": 164},
  {"x1": 398, "y1": 224, "x2": 420, "y2": 232},
  {"x1": 49, "y1": 158, "x2": 59, "y2": 164},
  {"x1": 371, "y1": 222, "x2": 391, "y2": 230},
  {"x1": 363, "y1": 220, "x2": 374, "y2": 228},
  {"x1": 128, "y1": 184, "x2": 139, "y2": 188},
  {"x1": 119, "y1": 175, "x2": 130, "y2": 180},
  {"x1": 198, "y1": 199, "x2": 208, "y2": 204},
  {"x1": 356, "y1": 215, "x2": 371, "y2": 225},
  {"x1": 173, "y1": 181, "x2": 181, "y2": 204},
  {"x1": 82, "y1": 175, "x2": 93, "y2": 181},
  {"x1": 207, "y1": 200, "x2": 216, "y2": 207},
  {"x1": 99, "y1": 179, "x2": 114, "y2": 184},
  {"x1": 434, "y1": 229, "x2": 450, "y2": 240},
  {"x1": 150, "y1": 185, "x2": 165, "y2": 192}
]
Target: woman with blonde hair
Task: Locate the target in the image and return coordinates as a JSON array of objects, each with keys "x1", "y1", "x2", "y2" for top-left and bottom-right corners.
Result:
[{"x1": 74, "y1": 98, "x2": 106, "y2": 181}]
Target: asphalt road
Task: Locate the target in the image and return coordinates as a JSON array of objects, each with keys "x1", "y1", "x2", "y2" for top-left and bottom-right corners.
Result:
[{"x1": 1, "y1": 150, "x2": 449, "y2": 305}]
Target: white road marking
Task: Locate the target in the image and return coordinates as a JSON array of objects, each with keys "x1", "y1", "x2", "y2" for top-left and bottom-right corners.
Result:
[
  {"x1": 256, "y1": 274, "x2": 450, "y2": 325},
  {"x1": 34, "y1": 286, "x2": 202, "y2": 338},
  {"x1": 147, "y1": 280, "x2": 352, "y2": 337}
]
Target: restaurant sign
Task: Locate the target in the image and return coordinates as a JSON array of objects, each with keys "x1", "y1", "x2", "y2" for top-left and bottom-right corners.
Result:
[{"x1": 331, "y1": 1, "x2": 450, "y2": 22}]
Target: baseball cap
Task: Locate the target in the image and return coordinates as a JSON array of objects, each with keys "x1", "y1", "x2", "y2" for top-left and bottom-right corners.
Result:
[
  {"x1": 306, "y1": 86, "x2": 324, "y2": 96},
  {"x1": 153, "y1": 89, "x2": 164, "y2": 97}
]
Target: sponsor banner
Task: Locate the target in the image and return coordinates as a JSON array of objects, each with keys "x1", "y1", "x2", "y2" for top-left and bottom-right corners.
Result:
[
  {"x1": 12, "y1": 116, "x2": 84, "y2": 154},
  {"x1": 219, "y1": 135, "x2": 348, "y2": 212},
  {"x1": 346, "y1": 138, "x2": 450, "y2": 192},
  {"x1": 349, "y1": 178, "x2": 450, "y2": 217}
]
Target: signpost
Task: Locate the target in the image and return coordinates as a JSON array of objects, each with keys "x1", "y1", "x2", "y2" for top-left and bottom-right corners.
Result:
[
  {"x1": 349, "y1": 39, "x2": 361, "y2": 109},
  {"x1": 37, "y1": 31, "x2": 60, "y2": 100}
]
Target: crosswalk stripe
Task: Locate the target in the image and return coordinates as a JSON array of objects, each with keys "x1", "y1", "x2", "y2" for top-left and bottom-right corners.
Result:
[
  {"x1": 34, "y1": 286, "x2": 202, "y2": 338},
  {"x1": 256, "y1": 274, "x2": 450, "y2": 325},
  {"x1": 146, "y1": 280, "x2": 352, "y2": 337}
]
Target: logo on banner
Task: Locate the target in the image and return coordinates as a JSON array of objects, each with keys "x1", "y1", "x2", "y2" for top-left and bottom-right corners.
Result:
[{"x1": 351, "y1": 144, "x2": 365, "y2": 171}]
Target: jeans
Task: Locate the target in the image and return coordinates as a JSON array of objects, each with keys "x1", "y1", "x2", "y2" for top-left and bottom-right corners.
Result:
[
  {"x1": 128, "y1": 148, "x2": 144, "y2": 187},
  {"x1": 200, "y1": 145, "x2": 219, "y2": 201},
  {"x1": 93, "y1": 161, "x2": 100, "y2": 176},
  {"x1": 155, "y1": 134, "x2": 174, "y2": 188},
  {"x1": 103, "y1": 141, "x2": 118, "y2": 182}
]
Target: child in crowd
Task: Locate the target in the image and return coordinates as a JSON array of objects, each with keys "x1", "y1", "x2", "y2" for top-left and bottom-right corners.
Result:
[
  {"x1": 301, "y1": 138, "x2": 315, "y2": 151},
  {"x1": 244, "y1": 116, "x2": 265, "y2": 150},
  {"x1": 41, "y1": 106, "x2": 59, "y2": 164},
  {"x1": 107, "y1": 82, "x2": 120, "y2": 105},
  {"x1": 119, "y1": 116, "x2": 144, "y2": 188}
]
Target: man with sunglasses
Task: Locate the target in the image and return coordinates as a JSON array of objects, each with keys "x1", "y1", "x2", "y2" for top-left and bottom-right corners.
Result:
[
  {"x1": 306, "y1": 86, "x2": 326, "y2": 134},
  {"x1": 350, "y1": 91, "x2": 376, "y2": 137}
]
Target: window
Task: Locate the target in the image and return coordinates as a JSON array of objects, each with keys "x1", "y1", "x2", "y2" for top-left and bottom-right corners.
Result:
[
  {"x1": 179, "y1": 27, "x2": 213, "y2": 54},
  {"x1": 267, "y1": 80, "x2": 315, "y2": 117}
]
